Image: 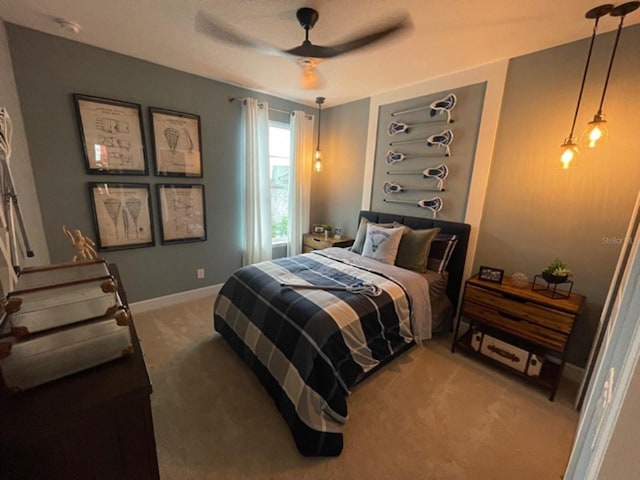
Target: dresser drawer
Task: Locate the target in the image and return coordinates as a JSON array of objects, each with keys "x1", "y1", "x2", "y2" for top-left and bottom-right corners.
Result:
[
  {"x1": 464, "y1": 285, "x2": 574, "y2": 334},
  {"x1": 461, "y1": 300, "x2": 569, "y2": 351}
]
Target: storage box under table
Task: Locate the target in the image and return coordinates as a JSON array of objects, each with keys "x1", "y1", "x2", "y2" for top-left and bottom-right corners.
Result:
[
  {"x1": 6, "y1": 263, "x2": 119, "y2": 338},
  {"x1": 0, "y1": 309, "x2": 132, "y2": 393},
  {"x1": 470, "y1": 329, "x2": 543, "y2": 377}
]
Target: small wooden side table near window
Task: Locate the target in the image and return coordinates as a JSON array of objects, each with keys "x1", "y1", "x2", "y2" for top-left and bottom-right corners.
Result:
[
  {"x1": 302, "y1": 232, "x2": 354, "y2": 253},
  {"x1": 451, "y1": 275, "x2": 585, "y2": 401}
]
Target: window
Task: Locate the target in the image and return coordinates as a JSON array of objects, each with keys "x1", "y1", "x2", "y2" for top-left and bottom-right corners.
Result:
[{"x1": 269, "y1": 122, "x2": 290, "y2": 243}]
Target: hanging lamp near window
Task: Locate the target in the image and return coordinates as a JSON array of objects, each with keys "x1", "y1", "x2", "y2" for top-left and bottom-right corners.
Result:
[
  {"x1": 560, "y1": 4, "x2": 613, "y2": 169},
  {"x1": 581, "y1": 1, "x2": 639, "y2": 150},
  {"x1": 314, "y1": 96, "x2": 325, "y2": 172}
]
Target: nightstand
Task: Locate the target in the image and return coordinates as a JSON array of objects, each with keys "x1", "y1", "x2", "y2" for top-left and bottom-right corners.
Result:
[
  {"x1": 452, "y1": 275, "x2": 585, "y2": 401},
  {"x1": 302, "y1": 233, "x2": 354, "y2": 253}
]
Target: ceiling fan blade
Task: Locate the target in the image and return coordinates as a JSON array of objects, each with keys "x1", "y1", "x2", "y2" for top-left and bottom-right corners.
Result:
[
  {"x1": 195, "y1": 11, "x2": 279, "y2": 55},
  {"x1": 328, "y1": 13, "x2": 411, "y2": 57},
  {"x1": 285, "y1": 42, "x2": 339, "y2": 59},
  {"x1": 283, "y1": 13, "x2": 410, "y2": 59}
]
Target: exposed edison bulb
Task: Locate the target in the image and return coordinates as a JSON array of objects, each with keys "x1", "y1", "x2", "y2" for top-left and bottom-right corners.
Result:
[
  {"x1": 314, "y1": 149, "x2": 322, "y2": 172},
  {"x1": 582, "y1": 113, "x2": 608, "y2": 149},
  {"x1": 560, "y1": 138, "x2": 578, "y2": 169}
]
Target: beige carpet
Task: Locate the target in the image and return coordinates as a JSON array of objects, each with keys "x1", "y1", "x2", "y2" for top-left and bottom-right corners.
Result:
[{"x1": 133, "y1": 296, "x2": 579, "y2": 480}]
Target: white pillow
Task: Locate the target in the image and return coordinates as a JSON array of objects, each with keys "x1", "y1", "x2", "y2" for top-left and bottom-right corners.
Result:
[{"x1": 362, "y1": 224, "x2": 404, "y2": 264}]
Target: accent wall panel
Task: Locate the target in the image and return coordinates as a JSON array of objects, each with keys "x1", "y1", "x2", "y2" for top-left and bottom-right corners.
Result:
[{"x1": 370, "y1": 82, "x2": 486, "y2": 221}]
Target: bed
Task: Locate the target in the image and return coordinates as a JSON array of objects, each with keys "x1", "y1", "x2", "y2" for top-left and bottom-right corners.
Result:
[{"x1": 213, "y1": 211, "x2": 470, "y2": 456}]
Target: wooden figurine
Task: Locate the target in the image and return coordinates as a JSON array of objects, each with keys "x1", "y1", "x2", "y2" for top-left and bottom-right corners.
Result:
[{"x1": 63, "y1": 226, "x2": 98, "y2": 262}]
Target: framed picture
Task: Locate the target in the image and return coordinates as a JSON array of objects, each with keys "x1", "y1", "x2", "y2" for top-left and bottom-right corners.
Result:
[
  {"x1": 88, "y1": 182, "x2": 154, "y2": 251},
  {"x1": 312, "y1": 224, "x2": 325, "y2": 234},
  {"x1": 74, "y1": 94, "x2": 148, "y2": 175},
  {"x1": 478, "y1": 266, "x2": 505, "y2": 284},
  {"x1": 156, "y1": 184, "x2": 206, "y2": 244},
  {"x1": 150, "y1": 107, "x2": 202, "y2": 177}
]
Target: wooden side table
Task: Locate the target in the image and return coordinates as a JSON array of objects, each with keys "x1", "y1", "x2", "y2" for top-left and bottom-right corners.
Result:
[
  {"x1": 452, "y1": 275, "x2": 585, "y2": 401},
  {"x1": 302, "y1": 232, "x2": 354, "y2": 253}
]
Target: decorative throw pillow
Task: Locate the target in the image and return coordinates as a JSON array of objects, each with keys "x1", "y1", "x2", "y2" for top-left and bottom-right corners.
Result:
[
  {"x1": 393, "y1": 223, "x2": 441, "y2": 273},
  {"x1": 351, "y1": 217, "x2": 394, "y2": 254},
  {"x1": 362, "y1": 224, "x2": 404, "y2": 264},
  {"x1": 427, "y1": 234, "x2": 458, "y2": 274}
]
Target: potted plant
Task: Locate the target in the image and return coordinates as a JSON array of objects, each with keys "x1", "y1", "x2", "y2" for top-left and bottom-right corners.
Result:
[{"x1": 542, "y1": 258, "x2": 573, "y2": 284}]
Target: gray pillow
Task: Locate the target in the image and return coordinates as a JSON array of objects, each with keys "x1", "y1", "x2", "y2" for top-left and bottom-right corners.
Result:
[{"x1": 393, "y1": 223, "x2": 441, "y2": 273}]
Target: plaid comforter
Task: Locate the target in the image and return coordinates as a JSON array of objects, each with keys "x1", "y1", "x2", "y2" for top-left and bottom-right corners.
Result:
[{"x1": 213, "y1": 248, "x2": 431, "y2": 456}]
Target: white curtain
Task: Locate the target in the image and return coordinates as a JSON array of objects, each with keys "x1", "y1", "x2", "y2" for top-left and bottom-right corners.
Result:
[
  {"x1": 288, "y1": 110, "x2": 315, "y2": 256},
  {"x1": 241, "y1": 98, "x2": 272, "y2": 265}
]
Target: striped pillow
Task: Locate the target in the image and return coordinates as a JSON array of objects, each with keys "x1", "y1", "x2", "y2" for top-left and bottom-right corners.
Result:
[{"x1": 427, "y1": 234, "x2": 458, "y2": 274}]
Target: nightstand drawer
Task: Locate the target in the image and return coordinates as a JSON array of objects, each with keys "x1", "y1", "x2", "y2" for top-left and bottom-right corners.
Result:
[
  {"x1": 303, "y1": 235, "x2": 332, "y2": 250},
  {"x1": 465, "y1": 285, "x2": 574, "y2": 334},
  {"x1": 302, "y1": 233, "x2": 354, "y2": 251},
  {"x1": 462, "y1": 301, "x2": 568, "y2": 351}
]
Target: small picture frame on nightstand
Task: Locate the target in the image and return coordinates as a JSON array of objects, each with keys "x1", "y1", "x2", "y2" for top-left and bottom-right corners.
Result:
[
  {"x1": 334, "y1": 227, "x2": 343, "y2": 239},
  {"x1": 478, "y1": 266, "x2": 504, "y2": 284},
  {"x1": 312, "y1": 224, "x2": 325, "y2": 234}
]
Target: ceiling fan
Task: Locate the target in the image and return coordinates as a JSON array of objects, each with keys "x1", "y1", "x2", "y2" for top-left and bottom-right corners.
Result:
[{"x1": 195, "y1": 7, "x2": 410, "y2": 89}]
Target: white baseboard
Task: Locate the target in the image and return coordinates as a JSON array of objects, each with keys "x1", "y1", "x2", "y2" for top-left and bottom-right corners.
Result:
[
  {"x1": 129, "y1": 284, "x2": 222, "y2": 315},
  {"x1": 562, "y1": 362, "x2": 585, "y2": 383}
]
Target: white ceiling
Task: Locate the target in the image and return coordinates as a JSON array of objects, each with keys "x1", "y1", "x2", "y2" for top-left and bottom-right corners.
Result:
[{"x1": 1, "y1": 0, "x2": 637, "y2": 107}]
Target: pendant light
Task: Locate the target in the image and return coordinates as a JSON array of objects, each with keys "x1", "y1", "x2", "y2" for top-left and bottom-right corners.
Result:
[
  {"x1": 560, "y1": 4, "x2": 613, "y2": 169},
  {"x1": 314, "y1": 96, "x2": 325, "y2": 172},
  {"x1": 581, "y1": 1, "x2": 639, "y2": 150}
]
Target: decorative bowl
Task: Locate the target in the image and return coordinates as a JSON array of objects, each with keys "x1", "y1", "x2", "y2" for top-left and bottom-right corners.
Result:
[{"x1": 511, "y1": 272, "x2": 529, "y2": 288}]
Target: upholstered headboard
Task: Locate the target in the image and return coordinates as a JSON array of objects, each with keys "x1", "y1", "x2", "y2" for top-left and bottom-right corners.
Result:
[{"x1": 358, "y1": 210, "x2": 471, "y2": 310}]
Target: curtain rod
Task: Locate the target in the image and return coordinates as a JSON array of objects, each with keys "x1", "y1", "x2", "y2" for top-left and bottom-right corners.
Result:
[{"x1": 228, "y1": 97, "x2": 312, "y2": 118}]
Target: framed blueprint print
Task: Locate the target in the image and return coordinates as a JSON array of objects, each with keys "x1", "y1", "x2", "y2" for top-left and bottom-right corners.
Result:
[
  {"x1": 74, "y1": 94, "x2": 148, "y2": 175},
  {"x1": 156, "y1": 184, "x2": 206, "y2": 244},
  {"x1": 88, "y1": 182, "x2": 154, "y2": 250},
  {"x1": 150, "y1": 108, "x2": 202, "y2": 177}
]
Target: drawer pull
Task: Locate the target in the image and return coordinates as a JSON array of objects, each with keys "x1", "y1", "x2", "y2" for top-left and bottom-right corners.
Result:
[
  {"x1": 313, "y1": 238, "x2": 321, "y2": 242},
  {"x1": 498, "y1": 311, "x2": 522, "y2": 322}
]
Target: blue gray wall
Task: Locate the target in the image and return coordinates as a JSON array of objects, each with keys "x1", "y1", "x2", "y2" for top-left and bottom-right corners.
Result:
[
  {"x1": 312, "y1": 98, "x2": 371, "y2": 237},
  {"x1": 5, "y1": 24, "x2": 314, "y2": 301}
]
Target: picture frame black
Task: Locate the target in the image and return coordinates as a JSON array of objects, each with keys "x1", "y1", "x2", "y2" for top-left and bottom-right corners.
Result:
[
  {"x1": 478, "y1": 265, "x2": 504, "y2": 284},
  {"x1": 73, "y1": 94, "x2": 148, "y2": 175},
  {"x1": 156, "y1": 184, "x2": 207, "y2": 244},
  {"x1": 88, "y1": 182, "x2": 155, "y2": 251},
  {"x1": 150, "y1": 107, "x2": 203, "y2": 177}
]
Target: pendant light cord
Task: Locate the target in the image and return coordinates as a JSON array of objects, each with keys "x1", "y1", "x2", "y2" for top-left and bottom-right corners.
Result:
[
  {"x1": 315, "y1": 97, "x2": 324, "y2": 151},
  {"x1": 596, "y1": 15, "x2": 626, "y2": 115},
  {"x1": 568, "y1": 16, "x2": 601, "y2": 138}
]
